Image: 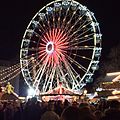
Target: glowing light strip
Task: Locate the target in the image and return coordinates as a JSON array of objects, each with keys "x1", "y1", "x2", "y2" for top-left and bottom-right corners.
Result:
[{"x1": 107, "y1": 72, "x2": 120, "y2": 76}]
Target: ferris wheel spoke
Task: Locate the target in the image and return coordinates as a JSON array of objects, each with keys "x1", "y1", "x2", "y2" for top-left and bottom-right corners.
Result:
[
  {"x1": 68, "y1": 20, "x2": 92, "y2": 37},
  {"x1": 36, "y1": 20, "x2": 47, "y2": 33},
  {"x1": 42, "y1": 70, "x2": 50, "y2": 92},
  {"x1": 64, "y1": 60, "x2": 82, "y2": 90},
  {"x1": 38, "y1": 53, "x2": 48, "y2": 64},
  {"x1": 67, "y1": 46, "x2": 95, "y2": 50},
  {"x1": 62, "y1": 59, "x2": 76, "y2": 83},
  {"x1": 63, "y1": 8, "x2": 79, "y2": 31},
  {"x1": 38, "y1": 46, "x2": 46, "y2": 51},
  {"x1": 44, "y1": 69, "x2": 52, "y2": 92},
  {"x1": 27, "y1": 64, "x2": 39, "y2": 80},
  {"x1": 25, "y1": 53, "x2": 50, "y2": 79},
  {"x1": 20, "y1": 52, "x2": 36, "y2": 60},
  {"x1": 42, "y1": 34, "x2": 50, "y2": 43},
  {"x1": 29, "y1": 56, "x2": 49, "y2": 86},
  {"x1": 33, "y1": 56, "x2": 49, "y2": 92},
  {"x1": 72, "y1": 32, "x2": 95, "y2": 42},
  {"x1": 21, "y1": 51, "x2": 45, "y2": 63},
  {"x1": 54, "y1": 28, "x2": 57, "y2": 40},
  {"x1": 56, "y1": 39, "x2": 68, "y2": 48},
  {"x1": 29, "y1": 31, "x2": 48, "y2": 45},
  {"x1": 58, "y1": 60, "x2": 86, "y2": 88},
  {"x1": 67, "y1": 61, "x2": 81, "y2": 80},
  {"x1": 38, "y1": 50, "x2": 47, "y2": 56},
  {"x1": 52, "y1": 29, "x2": 55, "y2": 42},
  {"x1": 64, "y1": 9, "x2": 87, "y2": 35},
  {"x1": 32, "y1": 63, "x2": 44, "y2": 84},
  {"x1": 55, "y1": 31, "x2": 67, "y2": 44},
  {"x1": 66, "y1": 58, "x2": 81, "y2": 78},
  {"x1": 33, "y1": 64, "x2": 44, "y2": 87},
  {"x1": 67, "y1": 50, "x2": 92, "y2": 61},
  {"x1": 52, "y1": 11, "x2": 56, "y2": 28},
  {"x1": 67, "y1": 27, "x2": 93, "y2": 44},
  {"x1": 78, "y1": 27, "x2": 94, "y2": 38},
  {"x1": 46, "y1": 14, "x2": 52, "y2": 32},
  {"x1": 55, "y1": 49, "x2": 66, "y2": 61},
  {"x1": 21, "y1": 53, "x2": 47, "y2": 75},
  {"x1": 45, "y1": 65, "x2": 56, "y2": 91},
  {"x1": 41, "y1": 37, "x2": 48, "y2": 44},
  {"x1": 44, "y1": 64, "x2": 55, "y2": 92},
  {"x1": 39, "y1": 49, "x2": 46, "y2": 56},
  {"x1": 21, "y1": 47, "x2": 44, "y2": 53},
  {"x1": 57, "y1": 37, "x2": 69, "y2": 46},
  {"x1": 64, "y1": 29, "x2": 94, "y2": 46},
  {"x1": 67, "y1": 36, "x2": 94, "y2": 47},
  {"x1": 38, "y1": 47, "x2": 46, "y2": 53},
  {"x1": 63, "y1": 11, "x2": 77, "y2": 29},
  {"x1": 61, "y1": 1, "x2": 71, "y2": 29},
  {"x1": 65, "y1": 54, "x2": 87, "y2": 73},
  {"x1": 30, "y1": 20, "x2": 46, "y2": 33},
  {"x1": 29, "y1": 62, "x2": 43, "y2": 83},
  {"x1": 55, "y1": 28, "x2": 61, "y2": 40},
  {"x1": 45, "y1": 66, "x2": 56, "y2": 92},
  {"x1": 27, "y1": 54, "x2": 44, "y2": 69},
  {"x1": 62, "y1": 58, "x2": 80, "y2": 90},
  {"x1": 31, "y1": 31, "x2": 43, "y2": 40},
  {"x1": 57, "y1": 7, "x2": 62, "y2": 28},
  {"x1": 57, "y1": 64, "x2": 70, "y2": 89},
  {"x1": 22, "y1": 48, "x2": 38, "y2": 52},
  {"x1": 69, "y1": 37, "x2": 93, "y2": 47}
]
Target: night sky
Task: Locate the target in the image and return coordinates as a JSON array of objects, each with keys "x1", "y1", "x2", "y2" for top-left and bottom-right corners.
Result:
[
  {"x1": 0, "y1": 0, "x2": 120, "y2": 93},
  {"x1": 0, "y1": 0, "x2": 120, "y2": 61}
]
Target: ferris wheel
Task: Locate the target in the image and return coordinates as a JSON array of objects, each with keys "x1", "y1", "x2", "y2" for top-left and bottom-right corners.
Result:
[{"x1": 20, "y1": 0, "x2": 102, "y2": 95}]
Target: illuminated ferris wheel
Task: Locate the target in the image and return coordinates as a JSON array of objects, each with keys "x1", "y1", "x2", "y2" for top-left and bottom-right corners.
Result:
[{"x1": 20, "y1": 0, "x2": 102, "y2": 95}]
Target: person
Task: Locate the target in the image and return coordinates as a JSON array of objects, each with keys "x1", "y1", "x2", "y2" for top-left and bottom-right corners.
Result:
[{"x1": 5, "y1": 82, "x2": 14, "y2": 94}]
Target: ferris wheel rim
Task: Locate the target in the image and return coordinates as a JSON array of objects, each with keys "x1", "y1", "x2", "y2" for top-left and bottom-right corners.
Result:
[{"x1": 20, "y1": 0, "x2": 102, "y2": 94}]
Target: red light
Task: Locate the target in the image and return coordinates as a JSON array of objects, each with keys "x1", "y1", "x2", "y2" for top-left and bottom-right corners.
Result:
[{"x1": 39, "y1": 28, "x2": 68, "y2": 66}]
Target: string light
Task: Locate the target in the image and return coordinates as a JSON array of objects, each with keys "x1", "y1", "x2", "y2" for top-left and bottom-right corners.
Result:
[{"x1": 0, "y1": 54, "x2": 40, "y2": 84}]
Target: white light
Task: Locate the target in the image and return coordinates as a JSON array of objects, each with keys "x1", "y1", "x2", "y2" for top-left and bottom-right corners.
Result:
[
  {"x1": 108, "y1": 96, "x2": 119, "y2": 100},
  {"x1": 94, "y1": 92, "x2": 98, "y2": 96},
  {"x1": 83, "y1": 90, "x2": 87, "y2": 95},
  {"x1": 112, "y1": 90, "x2": 120, "y2": 95},
  {"x1": 96, "y1": 87, "x2": 102, "y2": 92},
  {"x1": 112, "y1": 75, "x2": 120, "y2": 82},
  {"x1": 28, "y1": 88, "x2": 35, "y2": 96},
  {"x1": 107, "y1": 72, "x2": 120, "y2": 76}
]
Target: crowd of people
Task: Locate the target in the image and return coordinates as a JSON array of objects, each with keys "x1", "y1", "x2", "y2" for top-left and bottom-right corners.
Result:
[{"x1": 0, "y1": 97, "x2": 120, "y2": 120}]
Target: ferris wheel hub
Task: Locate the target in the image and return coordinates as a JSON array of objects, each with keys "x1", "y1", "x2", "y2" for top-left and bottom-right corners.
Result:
[{"x1": 46, "y1": 41, "x2": 54, "y2": 54}]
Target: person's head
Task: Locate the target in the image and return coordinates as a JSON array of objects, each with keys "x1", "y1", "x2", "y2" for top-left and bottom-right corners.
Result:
[
  {"x1": 47, "y1": 100, "x2": 55, "y2": 111},
  {"x1": 0, "y1": 102, "x2": 3, "y2": 110},
  {"x1": 64, "y1": 99, "x2": 70, "y2": 107},
  {"x1": 31, "y1": 97, "x2": 37, "y2": 104},
  {"x1": 109, "y1": 100, "x2": 120, "y2": 109},
  {"x1": 94, "y1": 110, "x2": 103, "y2": 120},
  {"x1": 79, "y1": 102, "x2": 89, "y2": 108},
  {"x1": 103, "y1": 109, "x2": 120, "y2": 120},
  {"x1": 41, "y1": 111, "x2": 60, "y2": 120},
  {"x1": 61, "y1": 106, "x2": 81, "y2": 120}
]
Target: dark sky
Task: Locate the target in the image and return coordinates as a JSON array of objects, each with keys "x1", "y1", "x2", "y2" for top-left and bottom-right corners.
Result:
[{"x1": 0, "y1": 0, "x2": 120, "y2": 60}]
